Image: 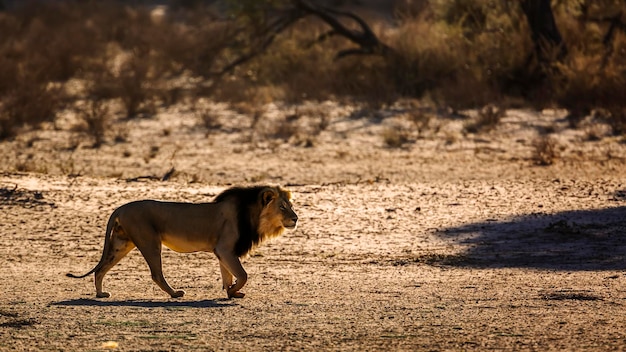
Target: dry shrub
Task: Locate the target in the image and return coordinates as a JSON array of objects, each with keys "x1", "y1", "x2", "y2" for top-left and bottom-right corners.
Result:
[
  {"x1": 553, "y1": 48, "x2": 626, "y2": 135},
  {"x1": 582, "y1": 122, "x2": 610, "y2": 142},
  {"x1": 192, "y1": 103, "x2": 222, "y2": 135},
  {"x1": 117, "y1": 52, "x2": 158, "y2": 118},
  {"x1": 532, "y1": 136, "x2": 558, "y2": 166},
  {"x1": 251, "y1": 115, "x2": 299, "y2": 143},
  {"x1": 157, "y1": 9, "x2": 236, "y2": 78},
  {"x1": 377, "y1": 1, "x2": 531, "y2": 112},
  {"x1": 245, "y1": 20, "x2": 338, "y2": 102},
  {"x1": 393, "y1": 0, "x2": 430, "y2": 21},
  {"x1": 464, "y1": 105, "x2": 506, "y2": 134},
  {"x1": 0, "y1": 0, "x2": 237, "y2": 137},
  {"x1": 382, "y1": 126, "x2": 410, "y2": 148},
  {"x1": 75, "y1": 100, "x2": 109, "y2": 148},
  {"x1": 605, "y1": 109, "x2": 626, "y2": 136},
  {"x1": 272, "y1": 119, "x2": 299, "y2": 141},
  {"x1": 406, "y1": 109, "x2": 432, "y2": 136},
  {"x1": 305, "y1": 106, "x2": 332, "y2": 136},
  {"x1": 385, "y1": 21, "x2": 462, "y2": 99},
  {"x1": 0, "y1": 3, "x2": 86, "y2": 138},
  {"x1": 552, "y1": 30, "x2": 626, "y2": 135},
  {"x1": 0, "y1": 80, "x2": 62, "y2": 139},
  {"x1": 3, "y1": 3, "x2": 103, "y2": 82},
  {"x1": 248, "y1": 18, "x2": 397, "y2": 107},
  {"x1": 334, "y1": 56, "x2": 398, "y2": 108},
  {"x1": 212, "y1": 77, "x2": 279, "y2": 107},
  {"x1": 549, "y1": 2, "x2": 626, "y2": 131}
]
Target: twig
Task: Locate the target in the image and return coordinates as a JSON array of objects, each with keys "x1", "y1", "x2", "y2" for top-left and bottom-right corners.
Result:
[
  {"x1": 161, "y1": 167, "x2": 176, "y2": 181},
  {"x1": 125, "y1": 175, "x2": 160, "y2": 183}
]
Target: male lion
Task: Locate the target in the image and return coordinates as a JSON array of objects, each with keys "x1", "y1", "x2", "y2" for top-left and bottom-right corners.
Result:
[{"x1": 67, "y1": 185, "x2": 298, "y2": 299}]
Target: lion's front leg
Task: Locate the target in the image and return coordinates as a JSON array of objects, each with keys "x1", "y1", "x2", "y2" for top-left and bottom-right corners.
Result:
[
  {"x1": 219, "y1": 262, "x2": 233, "y2": 291},
  {"x1": 214, "y1": 249, "x2": 247, "y2": 299}
]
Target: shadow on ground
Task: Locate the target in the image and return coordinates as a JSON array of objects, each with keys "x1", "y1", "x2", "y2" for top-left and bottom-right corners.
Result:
[
  {"x1": 50, "y1": 298, "x2": 234, "y2": 309},
  {"x1": 433, "y1": 206, "x2": 626, "y2": 270}
]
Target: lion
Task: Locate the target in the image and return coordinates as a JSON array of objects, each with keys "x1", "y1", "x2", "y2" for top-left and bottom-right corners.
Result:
[{"x1": 67, "y1": 185, "x2": 298, "y2": 299}]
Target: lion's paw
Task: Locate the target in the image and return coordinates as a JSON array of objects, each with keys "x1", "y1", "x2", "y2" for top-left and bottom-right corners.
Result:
[
  {"x1": 228, "y1": 291, "x2": 245, "y2": 299},
  {"x1": 170, "y1": 290, "x2": 185, "y2": 298},
  {"x1": 96, "y1": 291, "x2": 111, "y2": 298}
]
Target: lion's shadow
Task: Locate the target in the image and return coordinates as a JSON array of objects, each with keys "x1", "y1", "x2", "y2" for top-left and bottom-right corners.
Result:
[
  {"x1": 435, "y1": 206, "x2": 626, "y2": 270},
  {"x1": 51, "y1": 298, "x2": 234, "y2": 308}
]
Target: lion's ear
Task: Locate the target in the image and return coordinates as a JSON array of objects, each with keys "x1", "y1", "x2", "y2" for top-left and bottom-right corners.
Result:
[{"x1": 261, "y1": 189, "x2": 276, "y2": 206}]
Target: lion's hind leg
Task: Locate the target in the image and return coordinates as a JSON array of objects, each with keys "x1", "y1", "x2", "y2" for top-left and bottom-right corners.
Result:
[
  {"x1": 134, "y1": 241, "x2": 185, "y2": 299},
  {"x1": 94, "y1": 233, "x2": 135, "y2": 298}
]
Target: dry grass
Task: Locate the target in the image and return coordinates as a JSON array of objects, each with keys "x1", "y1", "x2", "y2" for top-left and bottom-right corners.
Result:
[{"x1": 195, "y1": 107, "x2": 222, "y2": 135}]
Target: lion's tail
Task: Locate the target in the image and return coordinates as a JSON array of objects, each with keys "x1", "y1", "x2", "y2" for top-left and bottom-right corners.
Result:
[{"x1": 66, "y1": 211, "x2": 118, "y2": 279}]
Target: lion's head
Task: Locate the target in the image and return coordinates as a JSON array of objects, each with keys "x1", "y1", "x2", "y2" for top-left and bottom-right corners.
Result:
[{"x1": 259, "y1": 186, "x2": 298, "y2": 237}]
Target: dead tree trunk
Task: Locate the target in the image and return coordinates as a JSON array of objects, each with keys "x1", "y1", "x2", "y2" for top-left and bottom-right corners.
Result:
[{"x1": 520, "y1": 0, "x2": 567, "y2": 67}]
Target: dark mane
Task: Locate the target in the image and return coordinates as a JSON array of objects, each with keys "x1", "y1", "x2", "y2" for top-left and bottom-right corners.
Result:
[{"x1": 214, "y1": 186, "x2": 267, "y2": 257}]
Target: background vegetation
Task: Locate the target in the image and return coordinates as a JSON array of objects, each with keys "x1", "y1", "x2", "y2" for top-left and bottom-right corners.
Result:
[{"x1": 0, "y1": 0, "x2": 624, "y2": 141}]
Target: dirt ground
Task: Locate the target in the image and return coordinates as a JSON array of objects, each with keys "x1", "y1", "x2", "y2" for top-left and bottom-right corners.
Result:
[{"x1": 1, "y1": 102, "x2": 625, "y2": 351}]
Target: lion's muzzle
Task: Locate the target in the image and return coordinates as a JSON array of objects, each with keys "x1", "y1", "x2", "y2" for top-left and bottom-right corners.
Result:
[{"x1": 283, "y1": 213, "x2": 298, "y2": 229}]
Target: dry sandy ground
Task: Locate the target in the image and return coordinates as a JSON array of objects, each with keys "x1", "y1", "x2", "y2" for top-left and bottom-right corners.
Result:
[{"x1": 1, "y1": 102, "x2": 625, "y2": 351}]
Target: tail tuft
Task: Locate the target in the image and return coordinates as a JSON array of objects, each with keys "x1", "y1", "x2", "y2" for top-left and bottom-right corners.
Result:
[{"x1": 66, "y1": 272, "x2": 90, "y2": 279}]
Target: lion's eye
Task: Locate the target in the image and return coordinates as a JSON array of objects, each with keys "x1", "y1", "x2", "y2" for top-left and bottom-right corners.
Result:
[{"x1": 279, "y1": 204, "x2": 287, "y2": 211}]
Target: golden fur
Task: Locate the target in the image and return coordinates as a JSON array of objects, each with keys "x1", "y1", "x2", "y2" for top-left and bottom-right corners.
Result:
[{"x1": 67, "y1": 185, "x2": 297, "y2": 299}]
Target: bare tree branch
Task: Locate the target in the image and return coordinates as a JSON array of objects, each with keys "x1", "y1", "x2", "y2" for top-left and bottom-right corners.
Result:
[
  {"x1": 217, "y1": 9, "x2": 305, "y2": 77},
  {"x1": 294, "y1": 0, "x2": 393, "y2": 58},
  {"x1": 208, "y1": 0, "x2": 394, "y2": 86},
  {"x1": 307, "y1": 29, "x2": 339, "y2": 49}
]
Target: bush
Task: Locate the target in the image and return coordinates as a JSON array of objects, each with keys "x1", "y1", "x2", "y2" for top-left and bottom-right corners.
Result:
[
  {"x1": 532, "y1": 136, "x2": 559, "y2": 166},
  {"x1": 0, "y1": 79, "x2": 61, "y2": 139},
  {"x1": 551, "y1": 32, "x2": 626, "y2": 133},
  {"x1": 75, "y1": 99, "x2": 109, "y2": 148},
  {"x1": 464, "y1": 105, "x2": 506, "y2": 134}
]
